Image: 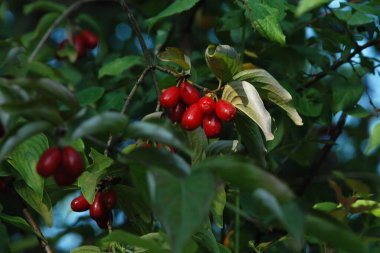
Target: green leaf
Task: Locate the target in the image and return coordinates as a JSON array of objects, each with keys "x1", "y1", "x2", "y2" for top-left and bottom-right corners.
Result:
[
  {"x1": 186, "y1": 127, "x2": 207, "y2": 164},
  {"x1": 126, "y1": 121, "x2": 190, "y2": 155},
  {"x1": 295, "y1": 0, "x2": 331, "y2": 17},
  {"x1": 193, "y1": 156, "x2": 294, "y2": 201},
  {"x1": 193, "y1": 228, "x2": 220, "y2": 253},
  {"x1": 211, "y1": 187, "x2": 226, "y2": 228},
  {"x1": 27, "y1": 62, "x2": 61, "y2": 80},
  {"x1": 0, "y1": 213, "x2": 40, "y2": 239},
  {"x1": 0, "y1": 221, "x2": 10, "y2": 253},
  {"x1": 14, "y1": 181, "x2": 53, "y2": 227},
  {"x1": 205, "y1": 45, "x2": 240, "y2": 82},
  {"x1": 24, "y1": 1, "x2": 65, "y2": 14},
  {"x1": 217, "y1": 10, "x2": 244, "y2": 31},
  {"x1": 366, "y1": 123, "x2": 380, "y2": 153},
  {"x1": 30, "y1": 13, "x2": 60, "y2": 44},
  {"x1": 157, "y1": 47, "x2": 191, "y2": 71},
  {"x1": 206, "y1": 140, "x2": 245, "y2": 156},
  {"x1": 305, "y1": 213, "x2": 368, "y2": 253},
  {"x1": 297, "y1": 88, "x2": 323, "y2": 117},
  {"x1": 233, "y1": 69, "x2": 303, "y2": 125},
  {"x1": 148, "y1": 169, "x2": 216, "y2": 253},
  {"x1": 0, "y1": 121, "x2": 51, "y2": 162},
  {"x1": 7, "y1": 134, "x2": 48, "y2": 199},
  {"x1": 70, "y1": 246, "x2": 101, "y2": 253},
  {"x1": 331, "y1": 76, "x2": 364, "y2": 113},
  {"x1": 347, "y1": 12, "x2": 374, "y2": 26},
  {"x1": 98, "y1": 230, "x2": 166, "y2": 253},
  {"x1": 76, "y1": 87, "x2": 105, "y2": 106},
  {"x1": 236, "y1": 0, "x2": 286, "y2": 45},
  {"x1": 98, "y1": 56, "x2": 144, "y2": 78},
  {"x1": 71, "y1": 112, "x2": 128, "y2": 140},
  {"x1": 223, "y1": 81, "x2": 273, "y2": 141},
  {"x1": 146, "y1": 0, "x2": 200, "y2": 29},
  {"x1": 313, "y1": 202, "x2": 338, "y2": 212}
]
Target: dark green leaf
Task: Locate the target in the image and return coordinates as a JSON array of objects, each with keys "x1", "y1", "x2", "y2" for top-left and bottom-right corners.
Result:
[
  {"x1": 205, "y1": 45, "x2": 240, "y2": 82},
  {"x1": 186, "y1": 127, "x2": 207, "y2": 164},
  {"x1": 70, "y1": 246, "x2": 101, "y2": 253},
  {"x1": 297, "y1": 88, "x2": 323, "y2": 117},
  {"x1": 193, "y1": 228, "x2": 220, "y2": 253},
  {"x1": 98, "y1": 56, "x2": 144, "y2": 78},
  {"x1": 27, "y1": 62, "x2": 62, "y2": 80},
  {"x1": 331, "y1": 76, "x2": 364, "y2": 113},
  {"x1": 206, "y1": 140, "x2": 245, "y2": 157},
  {"x1": 76, "y1": 87, "x2": 105, "y2": 106},
  {"x1": 0, "y1": 213, "x2": 40, "y2": 239},
  {"x1": 348, "y1": 12, "x2": 374, "y2": 26},
  {"x1": 0, "y1": 221, "x2": 10, "y2": 253},
  {"x1": 24, "y1": 1, "x2": 65, "y2": 14},
  {"x1": 211, "y1": 187, "x2": 226, "y2": 228}
]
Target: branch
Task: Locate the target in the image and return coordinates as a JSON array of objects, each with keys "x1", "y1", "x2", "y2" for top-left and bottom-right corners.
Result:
[
  {"x1": 22, "y1": 207, "x2": 54, "y2": 253},
  {"x1": 28, "y1": 0, "x2": 103, "y2": 63},
  {"x1": 298, "y1": 38, "x2": 380, "y2": 91},
  {"x1": 296, "y1": 112, "x2": 347, "y2": 196},
  {"x1": 119, "y1": 0, "x2": 161, "y2": 111}
]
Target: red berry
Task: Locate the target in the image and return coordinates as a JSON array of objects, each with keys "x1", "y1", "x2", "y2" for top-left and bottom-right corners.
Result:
[
  {"x1": 198, "y1": 97, "x2": 215, "y2": 114},
  {"x1": 90, "y1": 192, "x2": 106, "y2": 219},
  {"x1": 79, "y1": 30, "x2": 98, "y2": 49},
  {"x1": 167, "y1": 102, "x2": 186, "y2": 123},
  {"x1": 55, "y1": 40, "x2": 68, "y2": 60},
  {"x1": 36, "y1": 148, "x2": 62, "y2": 177},
  {"x1": 72, "y1": 35, "x2": 85, "y2": 58},
  {"x1": 179, "y1": 81, "x2": 201, "y2": 105},
  {"x1": 61, "y1": 147, "x2": 84, "y2": 178},
  {"x1": 71, "y1": 195, "x2": 90, "y2": 212},
  {"x1": 141, "y1": 143, "x2": 152, "y2": 148},
  {"x1": 215, "y1": 100, "x2": 236, "y2": 122},
  {"x1": 95, "y1": 216, "x2": 109, "y2": 229},
  {"x1": 102, "y1": 190, "x2": 117, "y2": 210},
  {"x1": 203, "y1": 113, "x2": 222, "y2": 138},
  {"x1": 54, "y1": 167, "x2": 76, "y2": 186},
  {"x1": 181, "y1": 104, "x2": 203, "y2": 130},
  {"x1": 160, "y1": 86, "x2": 181, "y2": 108}
]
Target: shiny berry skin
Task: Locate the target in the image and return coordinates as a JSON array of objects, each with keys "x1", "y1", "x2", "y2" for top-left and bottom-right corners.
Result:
[
  {"x1": 36, "y1": 148, "x2": 62, "y2": 177},
  {"x1": 179, "y1": 82, "x2": 201, "y2": 105},
  {"x1": 102, "y1": 190, "x2": 117, "y2": 210},
  {"x1": 215, "y1": 100, "x2": 236, "y2": 122},
  {"x1": 160, "y1": 87, "x2": 181, "y2": 108},
  {"x1": 198, "y1": 97, "x2": 215, "y2": 114},
  {"x1": 54, "y1": 168, "x2": 76, "y2": 186},
  {"x1": 55, "y1": 40, "x2": 68, "y2": 60},
  {"x1": 203, "y1": 113, "x2": 222, "y2": 138},
  {"x1": 90, "y1": 192, "x2": 106, "y2": 219},
  {"x1": 181, "y1": 104, "x2": 203, "y2": 130},
  {"x1": 72, "y1": 35, "x2": 85, "y2": 58},
  {"x1": 71, "y1": 195, "x2": 90, "y2": 212},
  {"x1": 79, "y1": 30, "x2": 98, "y2": 49},
  {"x1": 61, "y1": 147, "x2": 84, "y2": 178},
  {"x1": 167, "y1": 102, "x2": 186, "y2": 123},
  {"x1": 95, "y1": 213, "x2": 111, "y2": 229}
]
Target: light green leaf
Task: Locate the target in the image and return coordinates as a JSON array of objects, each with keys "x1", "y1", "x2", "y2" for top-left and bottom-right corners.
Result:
[
  {"x1": 76, "y1": 87, "x2": 105, "y2": 106},
  {"x1": 14, "y1": 181, "x2": 52, "y2": 227},
  {"x1": 70, "y1": 246, "x2": 101, "y2": 253},
  {"x1": 7, "y1": 134, "x2": 48, "y2": 199},
  {"x1": 295, "y1": 0, "x2": 331, "y2": 17},
  {"x1": 211, "y1": 187, "x2": 226, "y2": 228},
  {"x1": 148, "y1": 170, "x2": 216, "y2": 253},
  {"x1": 223, "y1": 81, "x2": 274, "y2": 141},
  {"x1": 146, "y1": 0, "x2": 200, "y2": 29},
  {"x1": 366, "y1": 123, "x2": 380, "y2": 153},
  {"x1": 351, "y1": 200, "x2": 380, "y2": 217},
  {"x1": 313, "y1": 202, "x2": 339, "y2": 212},
  {"x1": 205, "y1": 45, "x2": 240, "y2": 82},
  {"x1": 24, "y1": 1, "x2": 65, "y2": 14},
  {"x1": 98, "y1": 56, "x2": 144, "y2": 78},
  {"x1": 157, "y1": 47, "x2": 191, "y2": 71}
]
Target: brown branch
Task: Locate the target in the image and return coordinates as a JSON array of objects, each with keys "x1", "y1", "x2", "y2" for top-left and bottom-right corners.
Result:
[
  {"x1": 296, "y1": 113, "x2": 347, "y2": 196},
  {"x1": 119, "y1": 0, "x2": 161, "y2": 111},
  {"x1": 22, "y1": 207, "x2": 54, "y2": 253}
]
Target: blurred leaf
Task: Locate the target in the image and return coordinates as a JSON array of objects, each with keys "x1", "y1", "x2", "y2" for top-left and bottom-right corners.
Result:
[
  {"x1": 205, "y1": 45, "x2": 240, "y2": 82},
  {"x1": 0, "y1": 213, "x2": 40, "y2": 239},
  {"x1": 305, "y1": 212, "x2": 368, "y2": 253},
  {"x1": 99, "y1": 92, "x2": 125, "y2": 112},
  {"x1": 331, "y1": 76, "x2": 364, "y2": 113},
  {"x1": 76, "y1": 87, "x2": 105, "y2": 106},
  {"x1": 313, "y1": 202, "x2": 338, "y2": 212},
  {"x1": 223, "y1": 81, "x2": 274, "y2": 141},
  {"x1": 0, "y1": 221, "x2": 10, "y2": 253},
  {"x1": 211, "y1": 187, "x2": 226, "y2": 228},
  {"x1": 71, "y1": 112, "x2": 128, "y2": 140},
  {"x1": 186, "y1": 127, "x2": 207, "y2": 164},
  {"x1": 14, "y1": 181, "x2": 52, "y2": 227},
  {"x1": 297, "y1": 88, "x2": 323, "y2": 117},
  {"x1": 146, "y1": 0, "x2": 200, "y2": 29},
  {"x1": 157, "y1": 47, "x2": 191, "y2": 71},
  {"x1": 148, "y1": 169, "x2": 216, "y2": 253},
  {"x1": 30, "y1": 13, "x2": 60, "y2": 44},
  {"x1": 366, "y1": 123, "x2": 380, "y2": 153},
  {"x1": 71, "y1": 246, "x2": 101, "y2": 253},
  {"x1": 7, "y1": 134, "x2": 47, "y2": 199},
  {"x1": 348, "y1": 12, "x2": 374, "y2": 26},
  {"x1": 193, "y1": 228, "x2": 220, "y2": 253},
  {"x1": 0, "y1": 122, "x2": 51, "y2": 162},
  {"x1": 27, "y1": 61, "x2": 61, "y2": 80},
  {"x1": 217, "y1": 10, "x2": 244, "y2": 31},
  {"x1": 206, "y1": 140, "x2": 245, "y2": 156},
  {"x1": 295, "y1": 0, "x2": 331, "y2": 17},
  {"x1": 24, "y1": 1, "x2": 65, "y2": 14},
  {"x1": 98, "y1": 56, "x2": 144, "y2": 78},
  {"x1": 236, "y1": 0, "x2": 286, "y2": 45},
  {"x1": 351, "y1": 200, "x2": 380, "y2": 217}
]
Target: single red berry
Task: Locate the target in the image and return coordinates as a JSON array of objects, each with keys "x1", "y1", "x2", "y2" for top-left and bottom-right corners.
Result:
[
  {"x1": 36, "y1": 148, "x2": 62, "y2": 177},
  {"x1": 55, "y1": 40, "x2": 68, "y2": 60},
  {"x1": 95, "y1": 213, "x2": 111, "y2": 229},
  {"x1": 179, "y1": 81, "x2": 201, "y2": 105},
  {"x1": 90, "y1": 192, "x2": 106, "y2": 219},
  {"x1": 198, "y1": 97, "x2": 215, "y2": 114},
  {"x1": 160, "y1": 86, "x2": 181, "y2": 108},
  {"x1": 71, "y1": 195, "x2": 90, "y2": 212},
  {"x1": 181, "y1": 104, "x2": 203, "y2": 130},
  {"x1": 72, "y1": 35, "x2": 85, "y2": 58},
  {"x1": 215, "y1": 100, "x2": 236, "y2": 122},
  {"x1": 79, "y1": 30, "x2": 98, "y2": 49},
  {"x1": 167, "y1": 102, "x2": 186, "y2": 123},
  {"x1": 102, "y1": 190, "x2": 117, "y2": 210},
  {"x1": 54, "y1": 167, "x2": 76, "y2": 186},
  {"x1": 203, "y1": 113, "x2": 222, "y2": 138},
  {"x1": 61, "y1": 146, "x2": 84, "y2": 178}
]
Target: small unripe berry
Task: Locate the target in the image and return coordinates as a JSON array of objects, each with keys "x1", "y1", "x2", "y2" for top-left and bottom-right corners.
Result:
[
  {"x1": 181, "y1": 104, "x2": 203, "y2": 130},
  {"x1": 160, "y1": 86, "x2": 181, "y2": 108},
  {"x1": 179, "y1": 82, "x2": 201, "y2": 105},
  {"x1": 36, "y1": 148, "x2": 62, "y2": 177},
  {"x1": 215, "y1": 100, "x2": 236, "y2": 122}
]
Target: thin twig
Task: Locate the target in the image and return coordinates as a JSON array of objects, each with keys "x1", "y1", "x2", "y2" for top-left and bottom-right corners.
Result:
[
  {"x1": 119, "y1": 0, "x2": 161, "y2": 111},
  {"x1": 22, "y1": 207, "x2": 54, "y2": 253},
  {"x1": 296, "y1": 113, "x2": 347, "y2": 196},
  {"x1": 28, "y1": 0, "x2": 103, "y2": 62}
]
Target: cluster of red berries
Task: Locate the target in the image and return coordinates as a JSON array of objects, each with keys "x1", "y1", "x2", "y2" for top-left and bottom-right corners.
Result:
[
  {"x1": 36, "y1": 146, "x2": 84, "y2": 186},
  {"x1": 56, "y1": 30, "x2": 98, "y2": 60},
  {"x1": 71, "y1": 190, "x2": 117, "y2": 229},
  {"x1": 160, "y1": 81, "x2": 237, "y2": 138}
]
